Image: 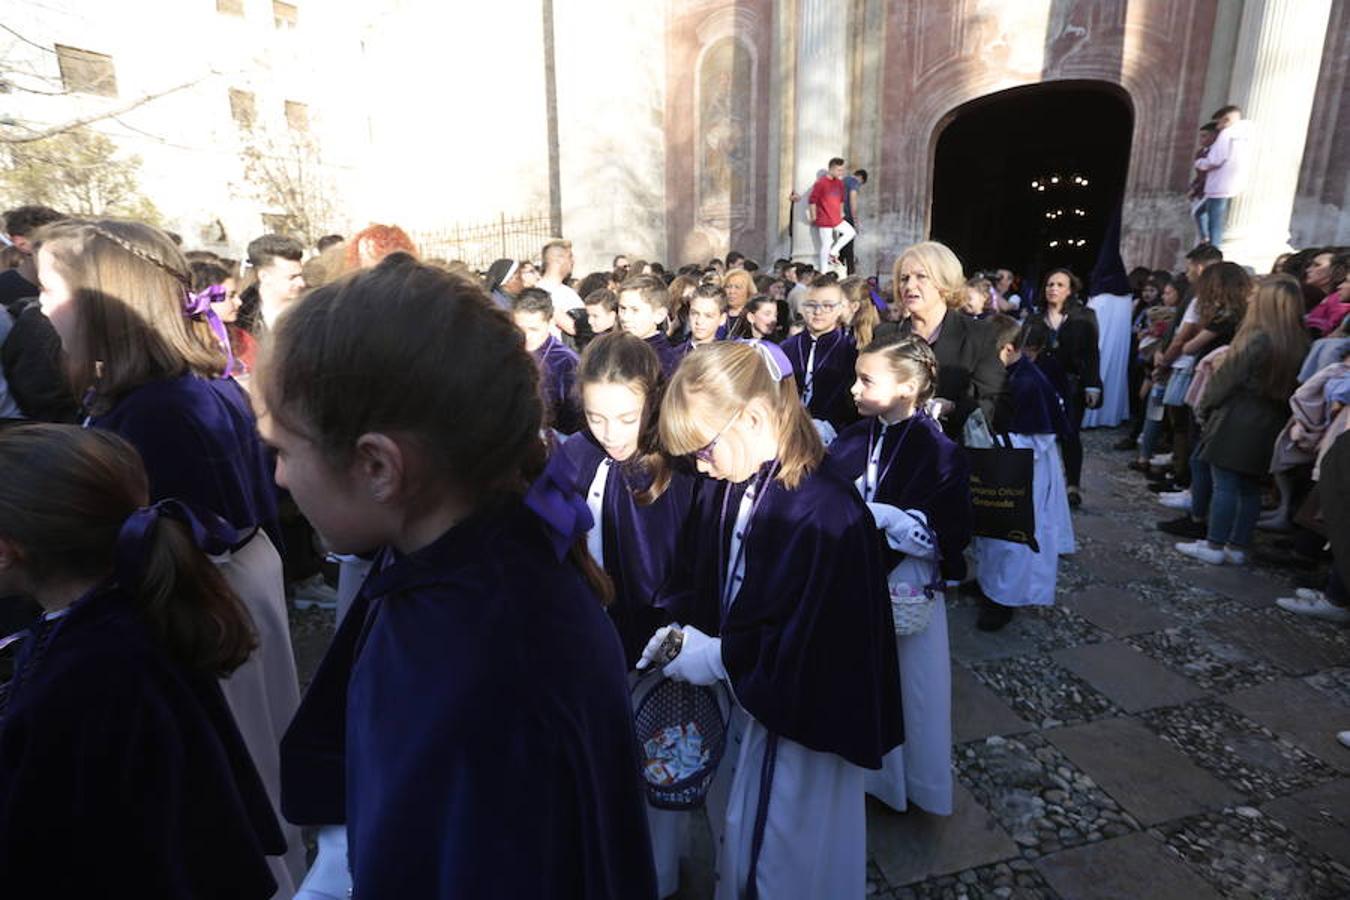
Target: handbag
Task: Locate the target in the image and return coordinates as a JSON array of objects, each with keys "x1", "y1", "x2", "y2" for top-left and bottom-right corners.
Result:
[{"x1": 965, "y1": 433, "x2": 1039, "y2": 551}]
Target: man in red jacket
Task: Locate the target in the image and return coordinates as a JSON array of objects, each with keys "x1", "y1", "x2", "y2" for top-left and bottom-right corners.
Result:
[{"x1": 808, "y1": 157, "x2": 854, "y2": 274}]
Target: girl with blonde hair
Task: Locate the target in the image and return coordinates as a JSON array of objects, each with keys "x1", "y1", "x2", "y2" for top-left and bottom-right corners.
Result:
[
  {"x1": 841, "y1": 274, "x2": 880, "y2": 347},
  {"x1": 637, "y1": 340, "x2": 901, "y2": 900}
]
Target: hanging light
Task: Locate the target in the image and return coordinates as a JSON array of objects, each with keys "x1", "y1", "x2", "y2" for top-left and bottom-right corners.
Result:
[
  {"x1": 1049, "y1": 240, "x2": 1059, "y2": 248},
  {"x1": 1050, "y1": 175, "x2": 1060, "y2": 184}
]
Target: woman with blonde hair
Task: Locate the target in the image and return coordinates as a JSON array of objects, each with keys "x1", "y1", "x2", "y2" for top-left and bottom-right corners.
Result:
[
  {"x1": 636, "y1": 340, "x2": 901, "y2": 900},
  {"x1": 1178, "y1": 274, "x2": 1309, "y2": 565},
  {"x1": 722, "y1": 268, "x2": 755, "y2": 327},
  {"x1": 874, "y1": 241, "x2": 1005, "y2": 442},
  {"x1": 33, "y1": 218, "x2": 305, "y2": 894},
  {"x1": 840, "y1": 275, "x2": 880, "y2": 348}
]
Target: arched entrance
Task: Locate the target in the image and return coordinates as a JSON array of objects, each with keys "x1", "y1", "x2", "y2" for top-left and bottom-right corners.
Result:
[{"x1": 930, "y1": 81, "x2": 1133, "y2": 295}]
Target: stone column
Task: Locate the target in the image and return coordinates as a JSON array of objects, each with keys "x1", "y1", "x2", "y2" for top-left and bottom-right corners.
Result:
[
  {"x1": 1218, "y1": 0, "x2": 1333, "y2": 270},
  {"x1": 790, "y1": 0, "x2": 850, "y2": 264}
]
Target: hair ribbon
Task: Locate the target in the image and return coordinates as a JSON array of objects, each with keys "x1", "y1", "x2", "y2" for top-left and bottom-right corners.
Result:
[
  {"x1": 524, "y1": 446, "x2": 595, "y2": 561},
  {"x1": 115, "y1": 499, "x2": 241, "y2": 588},
  {"x1": 735, "y1": 339, "x2": 793, "y2": 383},
  {"x1": 183, "y1": 285, "x2": 237, "y2": 376}
]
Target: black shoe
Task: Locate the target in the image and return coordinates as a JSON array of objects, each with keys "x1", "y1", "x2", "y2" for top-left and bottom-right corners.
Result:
[
  {"x1": 1128, "y1": 460, "x2": 1151, "y2": 474},
  {"x1": 1113, "y1": 437, "x2": 1137, "y2": 451},
  {"x1": 1067, "y1": 487, "x2": 1082, "y2": 509},
  {"x1": 1157, "y1": 516, "x2": 1205, "y2": 538},
  {"x1": 977, "y1": 602, "x2": 1015, "y2": 631}
]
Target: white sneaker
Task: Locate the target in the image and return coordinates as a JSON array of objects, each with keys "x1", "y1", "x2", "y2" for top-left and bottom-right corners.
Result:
[
  {"x1": 1338, "y1": 731, "x2": 1350, "y2": 749},
  {"x1": 1158, "y1": 490, "x2": 1192, "y2": 510},
  {"x1": 1276, "y1": 593, "x2": 1350, "y2": 624},
  {"x1": 1223, "y1": 547, "x2": 1247, "y2": 565},
  {"x1": 1176, "y1": 540, "x2": 1226, "y2": 565},
  {"x1": 293, "y1": 574, "x2": 339, "y2": 611},
  {"x1": 1296, "y1": 587, "x2": 1327, "y2": 602},
  {"x1": 1150, "y1": 452, "x2": 1174, "y2": 466}
]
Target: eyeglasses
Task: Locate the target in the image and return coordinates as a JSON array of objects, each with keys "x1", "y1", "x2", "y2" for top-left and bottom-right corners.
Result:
[
  {"x1": 802, "y1": 302, "x2": 841, "y2": 313},
  {"x1": 692, "y1": 407, "x2": 744, "y2": 463}
]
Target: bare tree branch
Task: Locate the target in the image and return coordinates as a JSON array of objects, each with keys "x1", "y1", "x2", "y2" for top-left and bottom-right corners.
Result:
[{"x1": 1, "y1": 73, "x2": 214, "y2": 144}]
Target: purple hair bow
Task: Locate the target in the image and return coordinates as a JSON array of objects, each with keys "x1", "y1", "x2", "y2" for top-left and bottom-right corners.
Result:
[
  {"x1": 735, "y1": 339, "x2": 794, "y2": 383},
  {"x1": 183, "y1": 285, "x2": 236, "y2": 376},
  {"x1": 524, "y1": 445, "x2": 595, "y2": 561},
  {"x1": 115, "y1": 499, "x2": 241, "y2": 588}
]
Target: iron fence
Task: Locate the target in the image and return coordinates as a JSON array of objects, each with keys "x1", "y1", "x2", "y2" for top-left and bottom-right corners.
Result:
[{"x1": 412, "y1": 213, "x2": 555, "y2": 272}]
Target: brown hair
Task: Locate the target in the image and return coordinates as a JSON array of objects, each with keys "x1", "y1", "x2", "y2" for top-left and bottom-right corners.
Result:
[
  {"x1": 1223, "y1": 274, "x2": 1308, "y2": 400},
  {"x1": 576, "y1": 332, "x2": 672, "y2": 504},
  {"x1": 659, "y1": 341, "x2": 823, "y2": 489},
  {"x1": 0, "y1": 424, "x2": 255, "y2": 674},
  {"x1": 257, "y1": 255, "x2": 613, "y2": 605},
  {"x1": 1193, "y1": 261, "x2": 1251, "y2": 327},
  {"x1": 840, "y1": 275, "x2": 878, "y2": 347},
  {"x1": 618, "y1": 273, "x2": 670, "y2": 312},
  {"x1": 34, "y1": 219, "x2": 228, "y2": 414},
  {"x1": 860, "y1": 333, "x2": 939, "y2": 405}
]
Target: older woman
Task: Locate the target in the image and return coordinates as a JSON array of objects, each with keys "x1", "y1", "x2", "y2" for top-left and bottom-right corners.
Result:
[
  {"x1": 874, "y1": 241, "x2": 1006, "y2": 442},
  {"x1": 723, "y1": 268, "x2": 755, "y2": 329}
]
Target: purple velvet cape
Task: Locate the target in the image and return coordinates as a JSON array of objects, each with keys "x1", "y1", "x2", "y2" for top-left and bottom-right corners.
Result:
[
  {"x1": 654, "y1": 462, "x2": 903, "y2": 769},
  {"x1": 780, "y1": 327, "x2": 861, "y2": 431},
  {"x1": 1005, "y1": 357, "x2": 1072, "y2": 440},
  {"x1": 0, "y1": 583, "x2": 283, "y2": 897},
  {"x1": 643, "y1": 332, "x2": 682, "y2": 379},
  {"x1": 554, "y1": 432, "x2": 696, "y2": 667},
  {"x1": 88, "y1": 375, "x2": 281, "y2": 548},
  {"x1": 831, "y1": 411, "x2": 973, "y2": 582},
  {"x1": 533, "y1": 335, "x2": 584, "y2": 435},
  {"x1": 280, "y1": 499, "x2": 658, "y2": 899}
]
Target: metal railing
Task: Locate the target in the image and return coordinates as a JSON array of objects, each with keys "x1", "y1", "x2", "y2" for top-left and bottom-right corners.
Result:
[{"x1": 412, "y1": 213, "x2": 554, "y2": 271}]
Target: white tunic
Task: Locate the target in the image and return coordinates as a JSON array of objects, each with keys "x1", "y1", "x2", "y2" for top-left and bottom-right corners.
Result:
[
  {"x1": 707, "y1": 481, "x2": 865, "y2": 900},
  {"x1": 974, "y1": 433, "x2": 1076, "y2": 606},
  {"x1": 1082, "y1": 293, "x2": 1134, "y2": 428},
  {"x1": 855, "y1": 460, "x2": 954, "y2": 816},
  {"x1": 213, "y1": 530, "x2": 305, "y2": 898}
]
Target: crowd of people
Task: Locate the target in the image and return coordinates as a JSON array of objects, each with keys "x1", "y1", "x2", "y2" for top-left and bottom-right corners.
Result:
[{"x1": 0, "y1": 180, "x2": 1346, "y2": 898}]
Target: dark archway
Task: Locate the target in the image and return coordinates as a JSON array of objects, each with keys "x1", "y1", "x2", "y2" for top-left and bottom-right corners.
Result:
[{"x1": 930, "y1": 81, "x2": 1133, "y2": 300}]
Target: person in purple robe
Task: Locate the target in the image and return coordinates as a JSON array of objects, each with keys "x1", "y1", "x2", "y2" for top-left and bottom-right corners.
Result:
[
  {"x1": 34, "y1": 218, "x2": 305, "y2": 890},
  {"x1": 0, "y1": 424, "x2": 282, "y2": 897},
  {"x1": 540, "y1": 331, "x2": 697, "y2": 898},
  {"x1": 513, "y1": 287, "x2": 584, "y2": 434},
  {"x1": 677, "y1": 283, "x2": 729, "y2": 358},
  {"x1": 780, "y1": 276, "x2": 860, "y2": 441},
  {"x1": 637, "y1": 340, "x2": 901, "y2": 900},
  {"x1": 265, "y1": 257, "x2": 658, "y2": 899},
  {"x1": 618, "y1": 273, "x2": 682, "y2": 378},
  {"x1": 833, "y1": 335, "x2": 971, "y2": 816}
]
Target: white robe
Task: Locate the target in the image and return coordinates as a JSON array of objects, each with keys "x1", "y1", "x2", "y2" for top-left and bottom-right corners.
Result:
[
  {"x1": 1082, "y1": 293, "x2": 1133, "y2": 428},
  {"x1": 214, "y1": 530, "x2": 306, "y2": 899},
  {"x1": 974, "y1": 433, "x2": 1075, "y2": 606},
  {"x1": 706, "y1": 483, "x2": 865, "y2": 899}
]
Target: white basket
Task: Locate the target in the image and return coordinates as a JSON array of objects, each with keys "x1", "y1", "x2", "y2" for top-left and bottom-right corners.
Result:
[{"x1": 890, "y1": 584, "x2": 936, "y2": 636}]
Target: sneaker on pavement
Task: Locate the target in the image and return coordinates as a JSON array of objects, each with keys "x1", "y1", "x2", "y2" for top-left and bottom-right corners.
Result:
[
  {"x1": 1158, "y1": 490, "x2": 1191, "y2": 510},
  {"x1": 293, "y1": 574, "x2": 339, "y2": 611},
  {"x1": 1295, "y1": 587, "x2": 1327, "y2": 602},
  {"x1": 1158, "y1": 516, "x2": 1206, "y2": 538},
  {"x1": 1339, "y1": 731, "x2": 1350, "y2": 749},
  {"x1": 1149, "y1": 452, "x2": 1174, "y2": 466},
  {"x1": 1275, "y1": 593, "x2": 1350, "y2": 624},
  {"x1": 1223, "y1": 547, "x2": 1248, "y2": 565},
  {"x1": 1176, "y1": 540, "x2": 1226, "y2": 565}
]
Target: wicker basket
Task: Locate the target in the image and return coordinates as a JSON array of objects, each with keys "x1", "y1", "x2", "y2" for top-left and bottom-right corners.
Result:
[
  {"x1": 890, "y1": 583, "x2": 936, "y2": 636},
  {"x1": 632, "y1": 676, "x2": 731, "y2": 810}
]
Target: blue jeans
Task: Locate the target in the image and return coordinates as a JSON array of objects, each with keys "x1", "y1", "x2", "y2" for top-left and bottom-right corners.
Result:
[
  {"x1": 1203, "y1": 197, "x2": 1230, "y2": 248},
  {"x1": 1193, "y1": 203, "x2": 1210, "y2": 245},
  {"x1": 1206, "y1": 464, "x2": 1261, "y2": 548},
  {"x1": 1189, "y1": 451, "x2": 1212, "y2": 521}
]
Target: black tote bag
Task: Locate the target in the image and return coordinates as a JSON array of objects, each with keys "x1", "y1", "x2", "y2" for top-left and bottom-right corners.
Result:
[{"x1": 966, "y1": 434, "x2": 1039, "y2": 551}]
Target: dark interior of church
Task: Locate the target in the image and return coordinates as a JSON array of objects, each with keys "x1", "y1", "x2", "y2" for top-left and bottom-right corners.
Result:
[{"x1": 930, "y1": 81, "x2": 1134, "y2": 302}]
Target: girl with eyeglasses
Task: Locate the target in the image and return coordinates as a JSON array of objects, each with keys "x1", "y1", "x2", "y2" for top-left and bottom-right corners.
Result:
[
  {"x1": 780, "y1": 277, "x2": 859, "y2": 442},
  {"x1": 637, "y1": 341, "x2": 900, "y2": 900}
]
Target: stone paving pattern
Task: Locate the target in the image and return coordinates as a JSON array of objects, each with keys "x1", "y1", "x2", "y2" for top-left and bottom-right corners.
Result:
[{"x1": 284, "y1": 429, "x2": 1350, "y2": 898}]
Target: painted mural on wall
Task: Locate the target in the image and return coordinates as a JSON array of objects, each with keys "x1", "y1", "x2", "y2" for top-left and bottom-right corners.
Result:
[{"x1": 697, "y1": 36, "x2": 754, "y2": 235}]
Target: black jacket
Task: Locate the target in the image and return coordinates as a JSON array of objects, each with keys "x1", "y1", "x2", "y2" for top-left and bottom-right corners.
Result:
[
  {"x1": 1029, "y1": 301, "x2": 1102, "y2": 396},
  {"x1": 2, "y1": 300, "x2": 79, "y2": 423},
  {"x1": 875, "y1": 309, "x2": 1006, "y2": 441}
]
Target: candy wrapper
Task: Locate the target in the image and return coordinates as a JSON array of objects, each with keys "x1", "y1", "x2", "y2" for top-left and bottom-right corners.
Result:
[{"x1": 642, "y1": 721, "x2": 710, "y2": 786}]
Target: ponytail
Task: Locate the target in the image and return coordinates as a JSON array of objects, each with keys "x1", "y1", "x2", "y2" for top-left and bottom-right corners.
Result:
[{"x1": 0, "y1": 424, "x2": 256, "y2": 676}]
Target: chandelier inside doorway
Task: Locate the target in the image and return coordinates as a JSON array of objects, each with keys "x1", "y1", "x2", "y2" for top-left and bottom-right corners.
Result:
[{"x1": 1031, "y1": 173, "x2": 1092, "y2": 249}]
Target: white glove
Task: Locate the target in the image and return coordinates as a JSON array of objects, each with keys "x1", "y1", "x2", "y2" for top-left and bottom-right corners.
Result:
[
  {"x1": 812, "y1": 418, "x2": 838, "y2": 446},
  {"x1": 295, "y1": 825, "x2": 352, "y2": 900},
  {"x1": 637, "y1": 624, "x2": 682, "y2": 671},
  {"x1": 663, "y1": 625, "x2": 726, "y2": 685},
  {"x1": 866, "y1": 503, "x2": 937, "y2": 560}
]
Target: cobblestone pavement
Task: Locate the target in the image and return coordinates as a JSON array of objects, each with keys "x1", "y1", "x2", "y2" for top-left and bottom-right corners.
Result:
[{"x1": 288, "y1": 427, "x2": 1350, "y2": 899}]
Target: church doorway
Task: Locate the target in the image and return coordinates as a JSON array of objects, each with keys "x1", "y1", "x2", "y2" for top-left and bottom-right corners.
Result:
[{"x1": 930, "y1": 81, "x2": 1133, "y2": 301}]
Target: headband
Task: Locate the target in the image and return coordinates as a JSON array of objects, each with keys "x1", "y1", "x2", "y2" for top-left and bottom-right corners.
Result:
[
  {"x1": 736, "y1": 339, "x2": 793, "y2": 383},
  {"x1": 115, "y1": 499, "x2": 241, "y2": 589}
]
